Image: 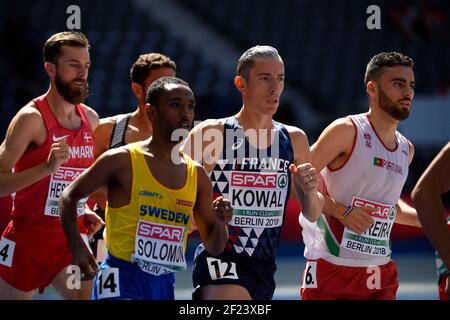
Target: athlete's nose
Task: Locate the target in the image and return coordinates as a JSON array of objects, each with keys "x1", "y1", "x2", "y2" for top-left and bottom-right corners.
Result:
[
  {"x1": 78, "y1": 65, "x2": 89, "y2": 80},
  {"x1": 404, "y1": 87, "x2": 413, "y2": 100},
  {"x1": 180, "y1": 104, "x2": 193, "y2": 117}
]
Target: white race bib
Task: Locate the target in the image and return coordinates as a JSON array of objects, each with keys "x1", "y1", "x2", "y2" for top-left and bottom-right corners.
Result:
[
  {"x1": 206, "y1": 257, "x2": 238, "y2": 280},
  {"x1": 134, "y1": 220, "x2": 187, "y2": 270},
  {"x1": 340, "y1": 196, "x2": 396, "y2": 257},
  {"x1": 229, "y1": 171, "x2": 288, "y2": 228},
  {"x1": 44, "y1": 166, "x2": 87, "y2": 217},
  {"x1": 96, "y1": 268, "x2": 120, "y2": 299},
  {"x1": 0, "y1": 237, "x2": 15, "y2": 267}
]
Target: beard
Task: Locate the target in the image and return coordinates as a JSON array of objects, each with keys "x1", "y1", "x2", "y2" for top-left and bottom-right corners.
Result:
[
  {"x1": 378, "y1": 87, "x2": 411, "y2": 121},
  {"x1": 55, "y1": 72, "x2": 89, "y2": 105}
]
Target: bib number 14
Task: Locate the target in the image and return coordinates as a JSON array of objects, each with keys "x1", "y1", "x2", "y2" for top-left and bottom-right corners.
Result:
[{"x1": 96, "y1": 268, "x2": 120, "y2": 299}]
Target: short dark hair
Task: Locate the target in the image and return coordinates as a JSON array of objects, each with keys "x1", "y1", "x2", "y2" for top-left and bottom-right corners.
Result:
[
  {"x1": 44, "y1": 31, "x2": 90, "y2": 63},
  {"x1": 237, "y1": 45, "x2": 282, "y2": 79},
  {"x1": 146, "y1": 76, "x2": 189, "y2": 106},
  {"x1": 364, "y1": 52, "x2": 414, "y2": 85},
  {"x1": 130, "y1": 53, "x2": 176, "y2": 86}
]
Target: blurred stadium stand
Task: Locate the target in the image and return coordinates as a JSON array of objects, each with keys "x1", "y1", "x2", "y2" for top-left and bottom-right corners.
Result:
[{"x1": 0, "y1": 0, "x2": 448, "y2": 244}]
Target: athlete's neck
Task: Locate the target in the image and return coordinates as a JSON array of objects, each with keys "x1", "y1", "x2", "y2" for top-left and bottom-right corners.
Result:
[
  {"x1": 146, "y1": 133, "x2": 180, "y2": 163},
  {"x1": 130, "y1": 104, "x2": 153, "y2": 132},
  {"x1": 367, "y1": 107, "x2": 399, "y2": 148},
  {"x1": 236, "y1": 107, "x2": 276, "y2": 150},
  {"x1": 236, "y1": 107, "x2": 273, "y2": 131},
  {"x1": 46, "y1": 86, "x2": 80, "y2": 121}
]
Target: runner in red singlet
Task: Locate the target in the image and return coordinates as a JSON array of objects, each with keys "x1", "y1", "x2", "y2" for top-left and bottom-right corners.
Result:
[{"x1": 0, "y1": 31, "x2": 103, "y2": 300}]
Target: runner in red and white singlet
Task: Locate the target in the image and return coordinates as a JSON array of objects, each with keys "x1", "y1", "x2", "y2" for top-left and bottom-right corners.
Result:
[{"x1": 300, "y1": 52, "x2": 421, "y2": 300}]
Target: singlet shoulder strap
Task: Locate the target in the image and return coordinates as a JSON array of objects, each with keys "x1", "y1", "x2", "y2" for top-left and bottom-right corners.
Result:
[
  {"x1": 110, "y1": 113, "x2": 132, "y2": 149},
  {"x1": 223, "y1": 116, "x2": 238, "y2": 130},
  {"x1": 32, "y1": 95, "x2": 58, "y2": 131},
  {"x1": 76, "y1": 103, "x2": 93, "y2": 131}
]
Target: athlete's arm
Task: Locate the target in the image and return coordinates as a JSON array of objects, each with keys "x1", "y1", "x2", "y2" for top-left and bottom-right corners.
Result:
[
  {"x1": 412, "y1": 141, "x2": 450, "y2": 271},
  {"x1": 0, "y1": 105, "x2": 69, "y2": 197},
  {"x1": 394, "y1": 199, "x2": 421, "y2": 227},
  {"x1": 93, "y1": 117, "x2": 115, "y2": 159},
  {"x1": 193, "y1": 164, "x2": 231, "y2": 256},
  {"x1": 181, "y1": 119, "x2": 224, "y2": 173},
  {"x1": 182, "y1": 119, "x2": 224, "y2": 231},
  {"x1": 395, "y1": 140, "x2": 421, "y2": 227},
  {"x1": 59, "y1": 148, "x2": 130, "y2": 278},
  {"x1": 90, "y1": 118, "x2": 116, "y2": 210},
  {"x1": 286, "y1": 125, "x2": 323, "y2": 222},
  {"x1": 311, "y1": 118, "x2": 375, "y2": 234}
]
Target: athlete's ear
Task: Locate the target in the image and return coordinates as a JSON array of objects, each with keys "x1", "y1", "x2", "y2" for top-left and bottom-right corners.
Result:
[
  {"x1": 132, "y1": 82, "x2": 144, "y2": 100},
  {"x1": 234, "y1": 76, "x2": 246, "y2": 92},
  {"x1": 145, "y1": 103, "x2": 157, "y2": 122},
  {"x1": 44, "y1": 62, "x2": 56, "y2": 77},
  {"x1": 366, "y1": 81, "x2": 377, "y2": 99}
]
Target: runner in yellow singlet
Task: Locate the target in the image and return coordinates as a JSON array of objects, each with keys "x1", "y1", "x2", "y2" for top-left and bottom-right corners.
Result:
[{"x1": 59, "y1": 77, "x2": 232, "y2": 299}]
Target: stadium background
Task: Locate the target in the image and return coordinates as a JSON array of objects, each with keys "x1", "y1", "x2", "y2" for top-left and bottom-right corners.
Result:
[{"x1": 0, "y1": 0, "x2": 449, "y2": 299}]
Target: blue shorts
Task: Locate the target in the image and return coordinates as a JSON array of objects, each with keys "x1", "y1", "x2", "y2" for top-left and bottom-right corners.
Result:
[
  {"x1": 192, "y1": 244, "x2": 276, "y2": 300},
  {"x1": 92, "y1": 254, "x2": 175, "y2": 300}
]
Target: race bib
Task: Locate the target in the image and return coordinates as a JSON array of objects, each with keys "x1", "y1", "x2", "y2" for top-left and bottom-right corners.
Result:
[
  {"x1": 301, "y1": 261, "x2": 318, "y2": 289},
  {"x1": 229, "y1": 171, "x2": 288, "y2": 228},
  {"x1": 0, "y1": 237, "x2": 15, "y2": 267},
  {"x1": 206, "y1": 257, "x2": 238, "y2": 280},
  {"x1": 96, "y1": 268, "x2": 120, "y2": 299},
  {"x1": 44, "y1": 166, "x2": 87, "y2": 217},
  {"x1": 134, "y1": 220, "x2": 187, "y2": 270},
  {"x1": 340, "y1": 196, "x2": 396, "y2": 257}
]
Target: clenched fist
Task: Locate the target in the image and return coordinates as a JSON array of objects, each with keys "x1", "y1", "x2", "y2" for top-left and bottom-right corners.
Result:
[
  {"x1": 213, "y1": 196, "x2": 233, "y2": 224},
  {"x1": 289, "y1": 163, "x2": 318, "y2": 195},
  {"x1": 46, "y1": 138, "x2": 70, "y2": 173}
]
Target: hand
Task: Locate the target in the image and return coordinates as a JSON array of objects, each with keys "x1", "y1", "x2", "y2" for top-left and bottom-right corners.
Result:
[
  {"x1": 81, "y1": 211, "x2": 105, "y2": 236},
  {"x1": 46, "y1": 138, "x2": 69, "y2": 173},
  {"x1": 213, "y1": 196, "x2": 233, "y2": 224},
  {"x1": 289, "y1": 163, "x2": 318, "y2": 195},
  {"x1": 340, "y1": 206, "x2": 375, "y2": 234},
  {"x1": 72, "y1": 246, "x2": 98, "y2": 280}
]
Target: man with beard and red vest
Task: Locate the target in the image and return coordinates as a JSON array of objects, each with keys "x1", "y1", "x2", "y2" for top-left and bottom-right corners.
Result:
[
  {"x1": 300, "y1": 52, "x2": 421, "y2": 300},
  {"x1": 0, "y1": 31, "x2": 103, "y2": 299}
]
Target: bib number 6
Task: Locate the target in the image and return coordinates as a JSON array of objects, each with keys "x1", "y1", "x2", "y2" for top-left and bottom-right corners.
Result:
[{"x1": 302, "y1": 261, "x2": 318, "y2": 288}]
